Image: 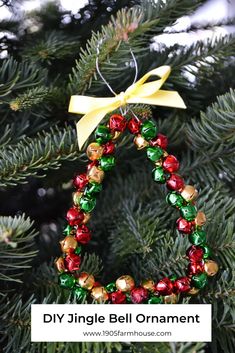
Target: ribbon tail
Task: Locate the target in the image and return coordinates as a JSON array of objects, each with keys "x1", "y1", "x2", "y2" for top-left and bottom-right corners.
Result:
[
  {"x1": 128, "y1": 90, "x2": 186, "y2": 109},
  {"x1": 76, "y1": 109, "x2": 106, "y2": 150}
]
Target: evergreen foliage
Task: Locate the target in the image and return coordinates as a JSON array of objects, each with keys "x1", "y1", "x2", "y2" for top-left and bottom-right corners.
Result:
[{"x1": 0, "y1": 1, "x2": 234, "y2": 353}]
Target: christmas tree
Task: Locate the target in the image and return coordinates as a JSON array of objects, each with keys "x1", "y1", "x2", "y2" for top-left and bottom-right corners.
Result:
[{"x1": 0, "y1": 1, "x2": 234, "y2": 352}]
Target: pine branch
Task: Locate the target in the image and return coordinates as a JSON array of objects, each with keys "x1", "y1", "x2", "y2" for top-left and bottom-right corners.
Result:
[
  {"x1": 0, "y1": 214, "x2": 38, "y2": 286},
  {"x1": 22, "y1": 31, "x2": 80, "y2": 65},
  {"x1": 68, "y1": 0, "x2": 203, "y2": 95}
]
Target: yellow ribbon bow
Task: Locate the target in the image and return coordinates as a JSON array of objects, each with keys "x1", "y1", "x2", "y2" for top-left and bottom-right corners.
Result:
[{"x1": 69, "y1": 65, "x2": 186, "y2": 150}]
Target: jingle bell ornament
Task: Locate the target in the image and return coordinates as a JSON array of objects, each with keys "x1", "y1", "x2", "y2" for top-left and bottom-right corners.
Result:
[
  {"x1": 174, "y1": 277, "x2": 191, "y2": 293},
  {"x1": 164, "y1": 293, "x2": 178, "y2": 304},
  {"x1": 128, "y1": 117, "x2": 141, "y2": 134},
  {"x1": 187, "y1": 245, "x2": 204, "y2": 262},
  {"x1": 176, "y1": 217, "x2": 193, "y2": 234},
  {"x1": 78, "y1": 272, "x2": 95, "y2": 290},
  {"x1": 66, "y1": 207, "x2": 84, "y2": 226},
  {"x1": 155, "y1": 277, "x2": 173, "y2": 296},
  {"x1": 73, "y1": 287, "x2": 87, "y2": 302},
  {"x1": 82, "y1": 212, "x2": 91, "y2": 224},
  {"x1": 192, "y1": 272, "x2": 208, "y2": 289},
  {"x1": 116, "y1": 275, "x2": 135, "y2": 292},
  {"x1": 195, "y1": 211, "x2": 207, "y2": 226},
  {"x1": 162, "y1": 155, "x2": 179, "y2": 173},
  {"x1": 72, "y1": 191, "x2": 82, "y2": 206},
  {"x1": 110, "y1": 290, "x2": 126, "y2": 304},
  {"x1": 152, "y1": 166, "x2": 166, "y2": 183},
  {"x1": 75, "y1": 225, "x2": 91, "y2": 244},
  {"x1": 109, "y1": 114, "x2": 126, "y2": 132},
  {"x1": 95, "y1": 125, "x2": 112, "y2": 144},
  {"x1": 204, "y1": 260, "x2": 219, "y2": 276},
  {"x1": 87, "y1": 165, "x2": 104, "y2": 183},
  {"x1": 134, "y1": 134, "x2": 149, "y2": 149},
  {"x1": 187, "y1": 261, "x2": 204, "y2": 275},
  {"x1": 148, "y1": 296, "x2": 162, "y2": 304},
  {"x1": 149, "y1": 133, "x2": 168, "y2": 149},
  {"x1": 73, "y1": 173, "x2": 88, "y2": 190},
  {"x1": 64, "y1": 253, "x2": 81, "y2": 272},
  {"x1": 60, "y1": 236, "x2": 77, "y2": 254},
  {"x1": 130, "y1": 287, "x2": 148, "y2": 304},
  {"x1": 180, "y1": 204, "x2": 197, "y2": 221},
  {"x1": 141, "y1": 279, "x2": 155, "y2": 292},
  {"x1": 181, "y1": 185, "x2": 198, "y2": 202},
  {"x1": 103, "y1": 141, "x2": 115, "y2": 155},
  {"x1": 91, "y1": 286, "x2": 109, "y2": 302},
  {"x1": 166, "y1": 174, "x2": 185, "y2": 191},
  {"x1": 140, "y1": 120, "x2": 157, "y2": 140},
  {"x1": 86, "y1": 142, "x2": 104, "y2": 161},
  {"x1": 59, "y1": 273, "x2": 75, "y2": 289},
  {"x1": 189, "y1": 230, "x2": 206, "y2": 245},
  {"x1": 55, "y1": 257, "x2": 65, "y2": 272}
]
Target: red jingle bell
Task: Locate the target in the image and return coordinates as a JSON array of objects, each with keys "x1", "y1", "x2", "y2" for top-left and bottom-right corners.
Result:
[
  {"x1": 111, "y1": 290, "x2": 127, "y2": 304},
  {"x1": 155, "y1": 277, "x2": 173, "y2": 296},
  {"x1": 149, "y1": 133, "x2": 168, "y2": 150},
  {"x1": 128, "y1": 117, "x2": 141, "y2": 134},
  {"x1": 130, "y1": 286, "x2": 148, "y2": 304},
  {"x1": 176, "y1": 217, "x2": 193, "y2": 234},
  {"x1": 109, "y1": 114, "x2": 126, "y2": 132},
  {"x1": 187, "y1": 245, "x2": 204, "y2": 262},
  {"x1": 75, "y1": 225, "x2": 92, "y2": 244},
  {"x1": 66, "y1": 207, "x2": 84, "y2": 226},
  {"x1": 73, "y1": 173, "x2": 88, "y2": 190},
  {"x1": 174, "y1": 277, "x2": 191, "y2": 293},
  {"x1": 64, "y1": 253, "x2": 81, "y2": 272},
  {"x1": 162, "y1": 155, "x2": 179, "y2": 173},
  {"x1": 87, "y1": 161, "x2": 98, "y2": 172},
  {"x1": 103, "y1": 141, "x2": 115, "y2": 155},
  {"x1": 167, "y1": 174, "x2": 185, "y2": 191},
  {"x1": 187, "y1": 261, "x2": 205, "y2": 275}
]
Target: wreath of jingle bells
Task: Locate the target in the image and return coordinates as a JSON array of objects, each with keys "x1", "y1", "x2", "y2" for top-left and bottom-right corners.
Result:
[{"x1": 55, "y1": 114, "x2": 219, "y2": 304}]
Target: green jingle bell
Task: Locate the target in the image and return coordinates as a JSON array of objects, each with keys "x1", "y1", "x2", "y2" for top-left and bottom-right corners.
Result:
[
  {"x1": 152, "y1": 167, "x2": 166, "y2": 183},
  {"x1": 105, "y1": 282, "x2": 116, "y2": 293},
  {"x1": 191, "y1": 272, "x2": 208, "y2": 289},
  {"x1": 201, "y1": 244, "x2": 212, "y2": 259},
  {"x1": 73, "y1": 287, "x2": 87, "y2": 302},
  {"x1": 95, "y1": 125, "x2": 112, "y2": 144},
  {"x1": 141, "y1": 120, "x2": 157, "y2": 141},
  {"x1": 180, "y1": 204, "x2": 197, "y2": 221},
  {"x1": 189, "y1": 230, "x2": 206, "y2": 245},
  {"x1": 59, "y1": 273, "x2": 76, "y2": 289},
  {"x1": 84, "y1": 182, "x2": 102, "y2": 197},
  {"x1": 63, "y1": 225, "x2": 74, "y2": 236},
  {"x1": 147, "y1": 146, "x2": 164, "y2": 162},
  {"x1": 148, "y1": 296, "x2": 163, "y2": 304},
  {"x1": 166, "y1": 192, "x2": 184, "y2": 208},
  {"x1": 80, "y1": 196, "x2": 96, "y2": 213},
  {"x1": 99, "y1": 155, "x2": 116, "y2": 171}
]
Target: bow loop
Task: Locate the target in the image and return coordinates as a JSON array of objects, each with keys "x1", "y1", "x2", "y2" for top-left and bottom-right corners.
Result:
[{"x1": 69, "y1": 65, "x2": 186, "y2": 150}]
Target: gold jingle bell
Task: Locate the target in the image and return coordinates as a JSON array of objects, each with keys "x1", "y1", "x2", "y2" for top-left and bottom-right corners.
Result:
[
  {"x1": 141, "y1": 279, "x2": 155, "y2": 292},
  {"x1": 82, "y1": 212, "x2": 91, "y2": 224},
  {"x1": 181, "y1": 185, "x2": 199, "y2": 202},
  {"x1": 73, "y1": 191, "x2": 82, "y2": 206},
  {"x1": 134, "y1": 135, "x2": 149, "y2": 150},
  {"x1": 112, "y1": 131, "x2": 121, "y2": 141},
  {"x1": 55, "y1": 257, "x2": 65, "y2": 272},
  {"x1": 91, "y1": 286, "x2": 109, "y2": 302},
  {"x1": 195, "y1": 211, "x2": 207, "y2": 227},
  {"x1": 116, "y1": 275, "x2": 135, "y2": 292},
  {"x1": 164, "y1": 293, "x2": 178, "y2": 304},
  {"x1": 187, "y1": 287, "x2": 200, "y2": 295},
  {"x1": 87, "y1": 165, "x2": 105, "y2": 184},
  {"x1": 87, "y1": 142, "x2": 104, "y2": 161},
  {"x1": 78, "y1": 272, "x2": 95, "y2": 290},
  {"x1": 204, "y1": 260, "x2": 219, "y2": 276},
  {"x1": 60, "y1": 236, "x2": 77, "y2": 253}
]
